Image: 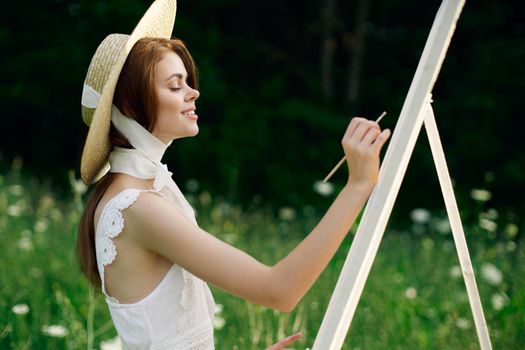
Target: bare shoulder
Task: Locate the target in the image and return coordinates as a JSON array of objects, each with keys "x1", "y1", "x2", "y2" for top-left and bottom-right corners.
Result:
[
  {"x1": 124, "y1": 189, "x2": 173, "y2": 216},
  {"x1": 123, "y1": 190, "x2": 196, "y2": 244},
  {"x1": 122, "y1": 187, "x2": 212, "y2": 271}
]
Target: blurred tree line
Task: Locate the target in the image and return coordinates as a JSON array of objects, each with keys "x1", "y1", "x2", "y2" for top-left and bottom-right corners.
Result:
[{"x1": 1, "y1": 0, "x2": 523, "y2": 227}]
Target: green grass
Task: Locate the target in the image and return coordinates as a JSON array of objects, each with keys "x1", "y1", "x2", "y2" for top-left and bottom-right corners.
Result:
[{"x1": 0, "y1": 163, "x2": 523, "y2": 349}]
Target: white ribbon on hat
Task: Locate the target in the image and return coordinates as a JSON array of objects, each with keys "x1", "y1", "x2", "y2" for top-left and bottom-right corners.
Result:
[
  {"x1": 81, "y1": 83, "x2": 197, "y2": 223},
  {"x1": 81, "y1": 84, "x2": 101, "y2": 109}
]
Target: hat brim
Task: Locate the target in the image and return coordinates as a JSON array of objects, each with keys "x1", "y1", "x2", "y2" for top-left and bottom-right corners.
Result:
[{"x1": 80, "y1": 0, "x2": 177, "y2": 185}]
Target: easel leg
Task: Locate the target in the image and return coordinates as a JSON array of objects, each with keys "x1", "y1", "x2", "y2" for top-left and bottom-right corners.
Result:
[{"x1": 424, "y1": 103, "x2": 492, "y2": 350}]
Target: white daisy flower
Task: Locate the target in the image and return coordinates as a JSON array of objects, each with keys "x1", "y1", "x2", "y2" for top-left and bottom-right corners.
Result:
[
  {"x1": 481, "y1": 263, "x2": 503, "y2": 286},
  {"x1": 279, "y1": 207, "x2": 296, "y2": 221},
  {"x1": 41, "y1": 324, "x2": 68, "y2": 338},
  {"x1": 410, "y1": 208, "x2": 431, "y2": 224},
  {"x1": 313, "y1": 180, "x2": 334, "y2": 197},
  {"x1": 470, "y1": 189, "x2": 492, "y2": 202},
  {"x1": 404, "y1": 287, "x2": 417, "y2": 300},
  {"x1": 491, "y1": 293, "x2": 509, "y2": 311},
  {"x1": 12, "y1": 304, "x2": 30, "y2": 315},
  {"x1": 100, "y1": 336, "x2": 122, "y2": 350}
]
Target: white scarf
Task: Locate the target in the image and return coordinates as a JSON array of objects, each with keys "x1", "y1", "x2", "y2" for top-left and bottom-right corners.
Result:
[{"x1": 109, "y1": 105, "x2": 197, "y2": 224}]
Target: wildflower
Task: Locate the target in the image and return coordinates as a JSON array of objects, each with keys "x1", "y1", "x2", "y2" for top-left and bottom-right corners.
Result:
[
  {"x1": 455, "y1": 317, "x2": 471, "y2": 330},
  {"x1": 17, "y1": 237, "x2": 33, "y2": 251},
  {"x1": 40, "y1": 194, "x2": 55, "y2": 207},
  {"x1": 100, "y1": 336, "x2": 122, "y2": 350},
  {"x1": 213, "y1": 303, "x2": 225, "y2": 330},
  {"x1": 7, "y1": 205, "x2": 23, "y2": 217},
  {"x1": 410, "y1": 208, "x2": 431, "y2": 224},
  {"x1": 34, "y1": 219, "x2": 49, "y2": 233},
  {"x1": 433, "y1": 218, "x2": 451, "y2": 235},
  {"x1": 12, "y1": 304, "x2": 29, "y2": 315},
  {"x1": 449, "y1": 265, "x2": 462, "y2": 279},
  {"x1": 21, "y1": 229, "x2": 32, "y2": 236},
  {"x1": 185, "y1": 179, "x2": 199, "y2": 192},
  {"x1": 479, "y1": 218, "x2": 497, "y2": 232},
  {"x1": 50, "y1": 208, "x2": 63, "y2": 221},
  {"x1": 491, "y1": 293, "x2": 509, "y2": 311},
  {"x1": 404, "y1": 287, "x2": 417, "y2": 300},
  {"x1": 506, "y1": 241, "x2": 517, "y2": 252},
  {"x1": 213, "y1": 315, "x2": 226, "y2": 330},
  {"x1": 504, "y1": 223, "x2": 518, "y2": 239},
  {"x1": 279, "y1": 207, "x2": 296, "y2": 221},
  {"x1": 41, "y1": 324, "x2": 68, "y2": 337},
  {"x1": 313, "y1": 180, "x2": 334, "y2": 197},
  {"x1": 68, "y1": 170, "x2": 87, "y2": 196},
  {"x1": 484, "y1": 208, "x2": 498, "y2": 220},
  {"x1": 480, "y1": 263, "x2": 503, "y2": 286},
  {"x1": 470, "y1": 189, "x2": 491, "y2": 202}
]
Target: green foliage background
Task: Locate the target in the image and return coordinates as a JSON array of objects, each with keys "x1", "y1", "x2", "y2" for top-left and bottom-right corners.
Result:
[
  {"x1": 1, "y1": 0, "x2": 523, "y2": 221},
  {"x1": 1, "y1": 167, "x2": 523, "y2": 349}
]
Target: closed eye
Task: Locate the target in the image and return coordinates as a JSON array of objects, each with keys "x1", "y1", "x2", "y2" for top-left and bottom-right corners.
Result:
[{"x1": 169, "y1": 87, "x2": 182, "y2": 92}]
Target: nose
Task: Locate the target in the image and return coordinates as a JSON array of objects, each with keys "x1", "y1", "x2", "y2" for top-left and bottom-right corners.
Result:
[{"x1": 186, "y1": 87, "x2": 200, "y2": 101}]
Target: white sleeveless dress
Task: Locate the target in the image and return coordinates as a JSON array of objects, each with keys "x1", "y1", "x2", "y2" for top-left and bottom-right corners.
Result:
[{"x1": 95, "y1": 188, "x2": 216, "y2": 349}]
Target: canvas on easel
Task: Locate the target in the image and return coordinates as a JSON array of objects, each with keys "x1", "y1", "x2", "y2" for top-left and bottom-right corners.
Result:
[{"x1": 312, "y1": 1, "x2": 492, "y2": 349}]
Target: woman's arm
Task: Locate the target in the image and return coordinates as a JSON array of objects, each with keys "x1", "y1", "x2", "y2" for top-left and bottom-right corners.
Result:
[
  {"x1": 126, "y1": 117, "x2": 390, "y2": 311},
  {"x1": 271, "y1": 180, "x2": 374, "y2": 311}
]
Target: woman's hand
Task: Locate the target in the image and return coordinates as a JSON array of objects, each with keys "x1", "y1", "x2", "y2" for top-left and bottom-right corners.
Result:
[
  {"x1": 265, "y1": 331, "x2": 302, "y2": 350},
  {"x1": 341, "y1": 117, "x2": 391, "y2": 186}
]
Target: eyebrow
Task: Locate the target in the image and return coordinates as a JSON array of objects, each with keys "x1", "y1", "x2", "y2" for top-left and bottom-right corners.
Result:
[{"x1": 165, "y1": 73, "x2": 187, "y2": 81}]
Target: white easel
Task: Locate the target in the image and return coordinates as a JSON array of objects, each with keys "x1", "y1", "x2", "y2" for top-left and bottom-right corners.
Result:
[{"x1": 312, "y1": 1, "x2": 492, "y2": 349}]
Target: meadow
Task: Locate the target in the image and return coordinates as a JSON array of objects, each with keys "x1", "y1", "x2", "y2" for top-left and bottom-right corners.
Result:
[{"x1": 1, "y1": 158, "x2": 523, "y2": 349}]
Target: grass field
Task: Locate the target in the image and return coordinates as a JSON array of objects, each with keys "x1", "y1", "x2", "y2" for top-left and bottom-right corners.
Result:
[{"x1": 1, "y1": 161, "x2": 523, "y2": 349}]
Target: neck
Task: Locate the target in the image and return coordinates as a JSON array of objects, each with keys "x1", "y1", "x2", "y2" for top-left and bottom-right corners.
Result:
[{"x1": 151, "y1": 130, "x2": 174, "y2": 145}]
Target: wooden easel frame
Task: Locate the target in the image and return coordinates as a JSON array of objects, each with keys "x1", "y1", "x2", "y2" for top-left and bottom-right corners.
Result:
[{"x1": 312, "y1": 1, "x2": 492, "y2": 349}]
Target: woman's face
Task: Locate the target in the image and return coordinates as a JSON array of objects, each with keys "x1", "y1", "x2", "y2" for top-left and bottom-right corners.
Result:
[{"x1": 152, "y1": 51, "x2": 200, "y2": 143}]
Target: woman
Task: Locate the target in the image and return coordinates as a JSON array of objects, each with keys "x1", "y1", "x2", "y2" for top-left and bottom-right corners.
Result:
[{"x1": 77, "y1": 1, "x2": 391, "y2": 349}]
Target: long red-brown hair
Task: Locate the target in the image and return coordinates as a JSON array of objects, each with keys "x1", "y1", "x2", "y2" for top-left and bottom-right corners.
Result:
[{"x1": 77, "y1": 37, "x2": 199, "y2": 291}]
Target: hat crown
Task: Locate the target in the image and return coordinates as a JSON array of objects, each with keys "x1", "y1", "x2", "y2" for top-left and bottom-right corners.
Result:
[{"x1": 81, "y1": 34, "x2": 129, "y2": 126}]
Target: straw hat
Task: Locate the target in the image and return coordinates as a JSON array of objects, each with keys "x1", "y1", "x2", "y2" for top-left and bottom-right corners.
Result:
[{"x1": 80, "y1": 0, "x2": 177, "y2": 185}]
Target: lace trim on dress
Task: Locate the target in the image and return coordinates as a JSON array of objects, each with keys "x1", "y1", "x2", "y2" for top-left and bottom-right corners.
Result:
[
  {"x1": 176, "y1": 323, "x2": 214, "y2": 350},
  {"x1": 95, "y1": 188, "x2": 165, "y2": 303},
  {"x1": 178, "y1": 269, "x2": 199, "y2": 332},
  {"x1": 151, "y1": 320, "x2": 214, "y2": 350}
]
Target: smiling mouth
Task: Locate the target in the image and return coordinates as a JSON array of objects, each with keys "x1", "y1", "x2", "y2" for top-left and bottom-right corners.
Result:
[{"x1": 182, "y1": 111, "x2": 196, "y2": 116}]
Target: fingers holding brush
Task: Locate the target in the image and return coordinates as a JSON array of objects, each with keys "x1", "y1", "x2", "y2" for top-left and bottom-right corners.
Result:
[
  {"x1": 340, "y1": 113, "x2": 390, "y2": 185},
  {"x1": 322, "y1": 112, "x2": 390, "y2": 184},
  {"x1": 371, "y1": 128, "x2": 391, "y2": 154}
]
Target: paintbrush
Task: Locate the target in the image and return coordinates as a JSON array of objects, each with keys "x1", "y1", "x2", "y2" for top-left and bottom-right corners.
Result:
[{"x1": 322, "y1": 111, "x2": 387, "y2": 183}]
